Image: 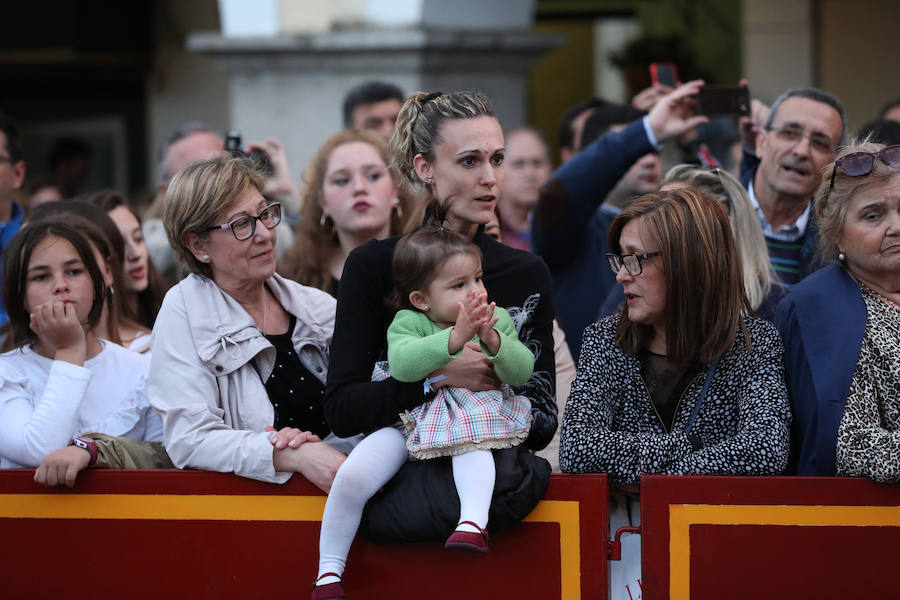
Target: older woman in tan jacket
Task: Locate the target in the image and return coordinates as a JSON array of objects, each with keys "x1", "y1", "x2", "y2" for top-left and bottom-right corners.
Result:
[{"x1": 149, "y1": 156, "x2": 359, "y2": 490}]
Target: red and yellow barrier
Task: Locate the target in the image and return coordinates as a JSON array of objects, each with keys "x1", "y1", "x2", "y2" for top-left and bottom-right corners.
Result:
[
  {"x1": 640, "y1": 475, "x2": 900, "y2": 599},
  {"x1": 4, "y1": 470, "x2": 899, "y2": 599},
  {"x1": 0, "y1": 470, "x2": 608, "y2": 599}
]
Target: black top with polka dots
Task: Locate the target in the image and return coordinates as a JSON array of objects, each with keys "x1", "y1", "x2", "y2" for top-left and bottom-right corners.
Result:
[{"x1": 264, "y1": 315, "x2": 330, "y2": 438}]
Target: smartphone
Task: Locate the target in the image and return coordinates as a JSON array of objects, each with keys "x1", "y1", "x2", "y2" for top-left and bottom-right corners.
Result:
[
  {"x1": 649, "y1": 62, "x2": 678, "y2": 88},
  {"x1": 224, "y1": 129, "x2": 273, "y2": 176},
  {"x1": 696, "y1": 86, "x2": 751, "y2": 116},
  {"x1": 225, "y1": 129, "x2": 243, "y2": 155}
]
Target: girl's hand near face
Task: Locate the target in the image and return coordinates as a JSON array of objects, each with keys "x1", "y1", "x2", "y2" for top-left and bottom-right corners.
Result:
[
  {"x1": 475, "y1": 298, "x2": 501, "y2": 355},
  {"x1": 448, "y1": 290, "x2": 483, "y2": 354},
  {"x1": 30, "y1": 301, "x2": 86, "y2": 366}
]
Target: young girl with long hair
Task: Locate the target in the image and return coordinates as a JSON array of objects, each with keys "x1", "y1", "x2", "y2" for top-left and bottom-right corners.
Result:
[
  {"x1": 88, "y1": 190, "x2": 171, "y2": 330},
  {"x1": 0, "y1": 221, "x2": 162, "y2": 469},
  {"x1": 28, "y1": 200, "x2": 153, "y2": 352},
  {"x1": 279, "y1": 130, "x2": 418, "y2": 296}
]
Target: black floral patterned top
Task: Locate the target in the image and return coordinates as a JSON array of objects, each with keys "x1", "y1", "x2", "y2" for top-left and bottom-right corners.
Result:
[{"x1": 559, "y1": 314, "x2": 791, "y2": 485}]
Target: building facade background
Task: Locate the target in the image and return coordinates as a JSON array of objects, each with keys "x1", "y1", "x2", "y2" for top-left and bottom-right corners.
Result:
[{"x1": 1, "y1": 0, "x2": 896, "y2": 205}]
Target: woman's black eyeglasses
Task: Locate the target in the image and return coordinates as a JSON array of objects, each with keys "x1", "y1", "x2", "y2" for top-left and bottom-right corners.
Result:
[
  {"x1": 606, "y1": 252, "x2": 660, "y2": 276},
  {"x1": 207, "y1": 202, "x2": 282, "y2": 241},
  {"x1": 829, "y1": 145, "x2": 900, "y2": 192}
]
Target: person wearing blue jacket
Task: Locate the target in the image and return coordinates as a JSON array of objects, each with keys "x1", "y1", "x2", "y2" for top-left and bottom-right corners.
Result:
[
  {"x1": 0, "y1": 111, "x2": 26, "y2": 326},
  {"x1": 776, "y1": 265, "x2": 865, "y2": 475},
  {"x1": 532, "y1": 81, "x2": 708, "y2": 362},
  {"x1": 777, "y1": 141, "x2": 900, "y2": 481}
]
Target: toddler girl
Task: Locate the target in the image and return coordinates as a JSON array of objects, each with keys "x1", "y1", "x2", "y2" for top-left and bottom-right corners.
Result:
[{"x1": 313, "y1": 228, "x2": 533, "y2": 598}]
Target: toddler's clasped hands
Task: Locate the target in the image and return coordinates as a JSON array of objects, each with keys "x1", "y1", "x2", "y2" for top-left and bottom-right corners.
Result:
[{"x1": 455, "y1": 291, "x2": 500, "y2": 354}]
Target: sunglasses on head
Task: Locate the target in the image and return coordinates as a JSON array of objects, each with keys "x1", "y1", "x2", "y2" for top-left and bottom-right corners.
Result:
[{"x1": 828, "y1": 144, "x2": 900, "y2": 192}]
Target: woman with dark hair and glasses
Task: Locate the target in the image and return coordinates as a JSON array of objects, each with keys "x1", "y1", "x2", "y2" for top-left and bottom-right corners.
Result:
[
  {"x1": 777, "y1": 142, "x2": 900, "y2": 481},
  {"x1": 598, "y1": 165, "x2": 788, "y2": 322},
  {"x1": 147, "y1": 155, "x2": 360, "y2": 490},
  {"x1": 560, "y1": 187, "x2": 790, "y2": 596},
  {"x1": 560, "y1": 187, "x2": 791, "y2": 483}
]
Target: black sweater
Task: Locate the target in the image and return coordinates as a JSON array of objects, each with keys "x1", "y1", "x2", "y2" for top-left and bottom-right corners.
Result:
[{"x1": 324, "y1": 229, "x2": 558, "y2": 451}]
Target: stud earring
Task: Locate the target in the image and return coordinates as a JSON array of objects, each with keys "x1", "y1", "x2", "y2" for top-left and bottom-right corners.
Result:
[
  {"x1": 838, "y1": 251, "x2": 847, "y2": 263},
  {"x1": 202, "y1": 254, "x2": 210, "y2": 263}
]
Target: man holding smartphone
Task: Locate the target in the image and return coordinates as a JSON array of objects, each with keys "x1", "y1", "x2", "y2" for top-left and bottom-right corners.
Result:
[
  {"x1": 741, "y1": 87, "x2": 845, "y2": 285},
  {"x1": 532, "y1": 82, "x2": 707, "y2": 361}
]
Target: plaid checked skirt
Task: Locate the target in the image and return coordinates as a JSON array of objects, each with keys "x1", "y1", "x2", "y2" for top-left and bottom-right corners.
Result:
[{"x1": 372, "y1": 361, "x2": 532, "y2": 460}]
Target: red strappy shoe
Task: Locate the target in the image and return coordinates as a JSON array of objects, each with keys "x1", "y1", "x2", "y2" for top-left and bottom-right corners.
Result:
[
  {"x1": 311, "y1": 573, "x2": 345, "y2": 600},
  {"x1": 444, "y1": 521, "x2": 489, "y2": 553}
]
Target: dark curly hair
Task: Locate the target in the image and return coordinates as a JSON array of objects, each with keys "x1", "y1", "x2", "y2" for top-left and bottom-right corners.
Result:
[{"x1": 390, "y1": 227, "x2": 482, "y2": 312}]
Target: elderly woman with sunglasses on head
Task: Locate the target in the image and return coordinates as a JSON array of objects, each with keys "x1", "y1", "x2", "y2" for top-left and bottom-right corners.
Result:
[
  {"x1": 777, "y1": 142, "x2": 900, "y2": 482},
  {"x1": 149, "y1": 156, "x2": 358, "y2": 491}
]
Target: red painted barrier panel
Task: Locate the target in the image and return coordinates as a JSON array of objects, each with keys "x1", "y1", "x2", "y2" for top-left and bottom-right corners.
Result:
[
  {"x1": 639, "y1": 475, "x2": 900, "y2": 600},
  {"x1": 0, "y1": 470, "x2": 609, "y2": 600}
]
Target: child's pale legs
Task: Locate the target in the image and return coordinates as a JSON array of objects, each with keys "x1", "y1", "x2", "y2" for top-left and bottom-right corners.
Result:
[
  {"x1": 452, "y1": 449, "x2": 495, "y2": 533},
  {"x1": 316, "y1": 431, "x2": 497, "y2": 586},
  {"x1": 316, "y1": 426, "x2": 408, "y2": 584}
]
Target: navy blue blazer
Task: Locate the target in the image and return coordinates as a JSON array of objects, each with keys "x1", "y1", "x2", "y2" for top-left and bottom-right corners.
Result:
[
  {"x1": 775, "y1": 264, "x2": 866, "y2": 475},
  {"x1": 531, "y1": 118, "x2": 654, "y2": 362}
]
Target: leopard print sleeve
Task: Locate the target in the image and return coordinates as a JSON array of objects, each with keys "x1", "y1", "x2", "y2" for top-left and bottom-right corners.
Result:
[{"x1": 835, "y1": 291, "x2": 900, "y2": 483}]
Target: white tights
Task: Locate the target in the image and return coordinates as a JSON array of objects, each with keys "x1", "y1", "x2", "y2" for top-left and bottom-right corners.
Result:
[
  {"x1": 316, "y1": 427, "x2": 496, "y2": 582},
  {"x1": 451, "y1": 449, "x2": 495, "y2": 533}
]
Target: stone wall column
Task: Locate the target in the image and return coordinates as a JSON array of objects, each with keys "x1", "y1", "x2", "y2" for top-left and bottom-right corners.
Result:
[{"x1": 187, "y1": 28, "x2": 563, "y2": 170}]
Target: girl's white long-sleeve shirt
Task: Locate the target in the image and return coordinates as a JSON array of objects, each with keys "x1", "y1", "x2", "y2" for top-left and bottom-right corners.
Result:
[{"x1": 0, "y1": 340, "x2": 162, "y2": 468}]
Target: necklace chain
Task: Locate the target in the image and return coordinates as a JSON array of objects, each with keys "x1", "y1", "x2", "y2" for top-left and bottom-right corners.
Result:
[
  {"x1": 848, "y1": 271, "x2": 900, "y2": 313},
  {"x1": 860, "y1": 282, "x2": 900, "y2": 313}
]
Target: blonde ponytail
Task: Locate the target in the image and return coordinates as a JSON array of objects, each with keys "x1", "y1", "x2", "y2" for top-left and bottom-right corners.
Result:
[{"x1": 389, "y1": 91, "x2": 431, "y2": 195}]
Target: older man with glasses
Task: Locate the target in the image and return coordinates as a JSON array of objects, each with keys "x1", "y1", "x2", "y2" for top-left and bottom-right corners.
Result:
[{"x1": 740, "y1": 87, "x2": 846, "y2": 285}]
